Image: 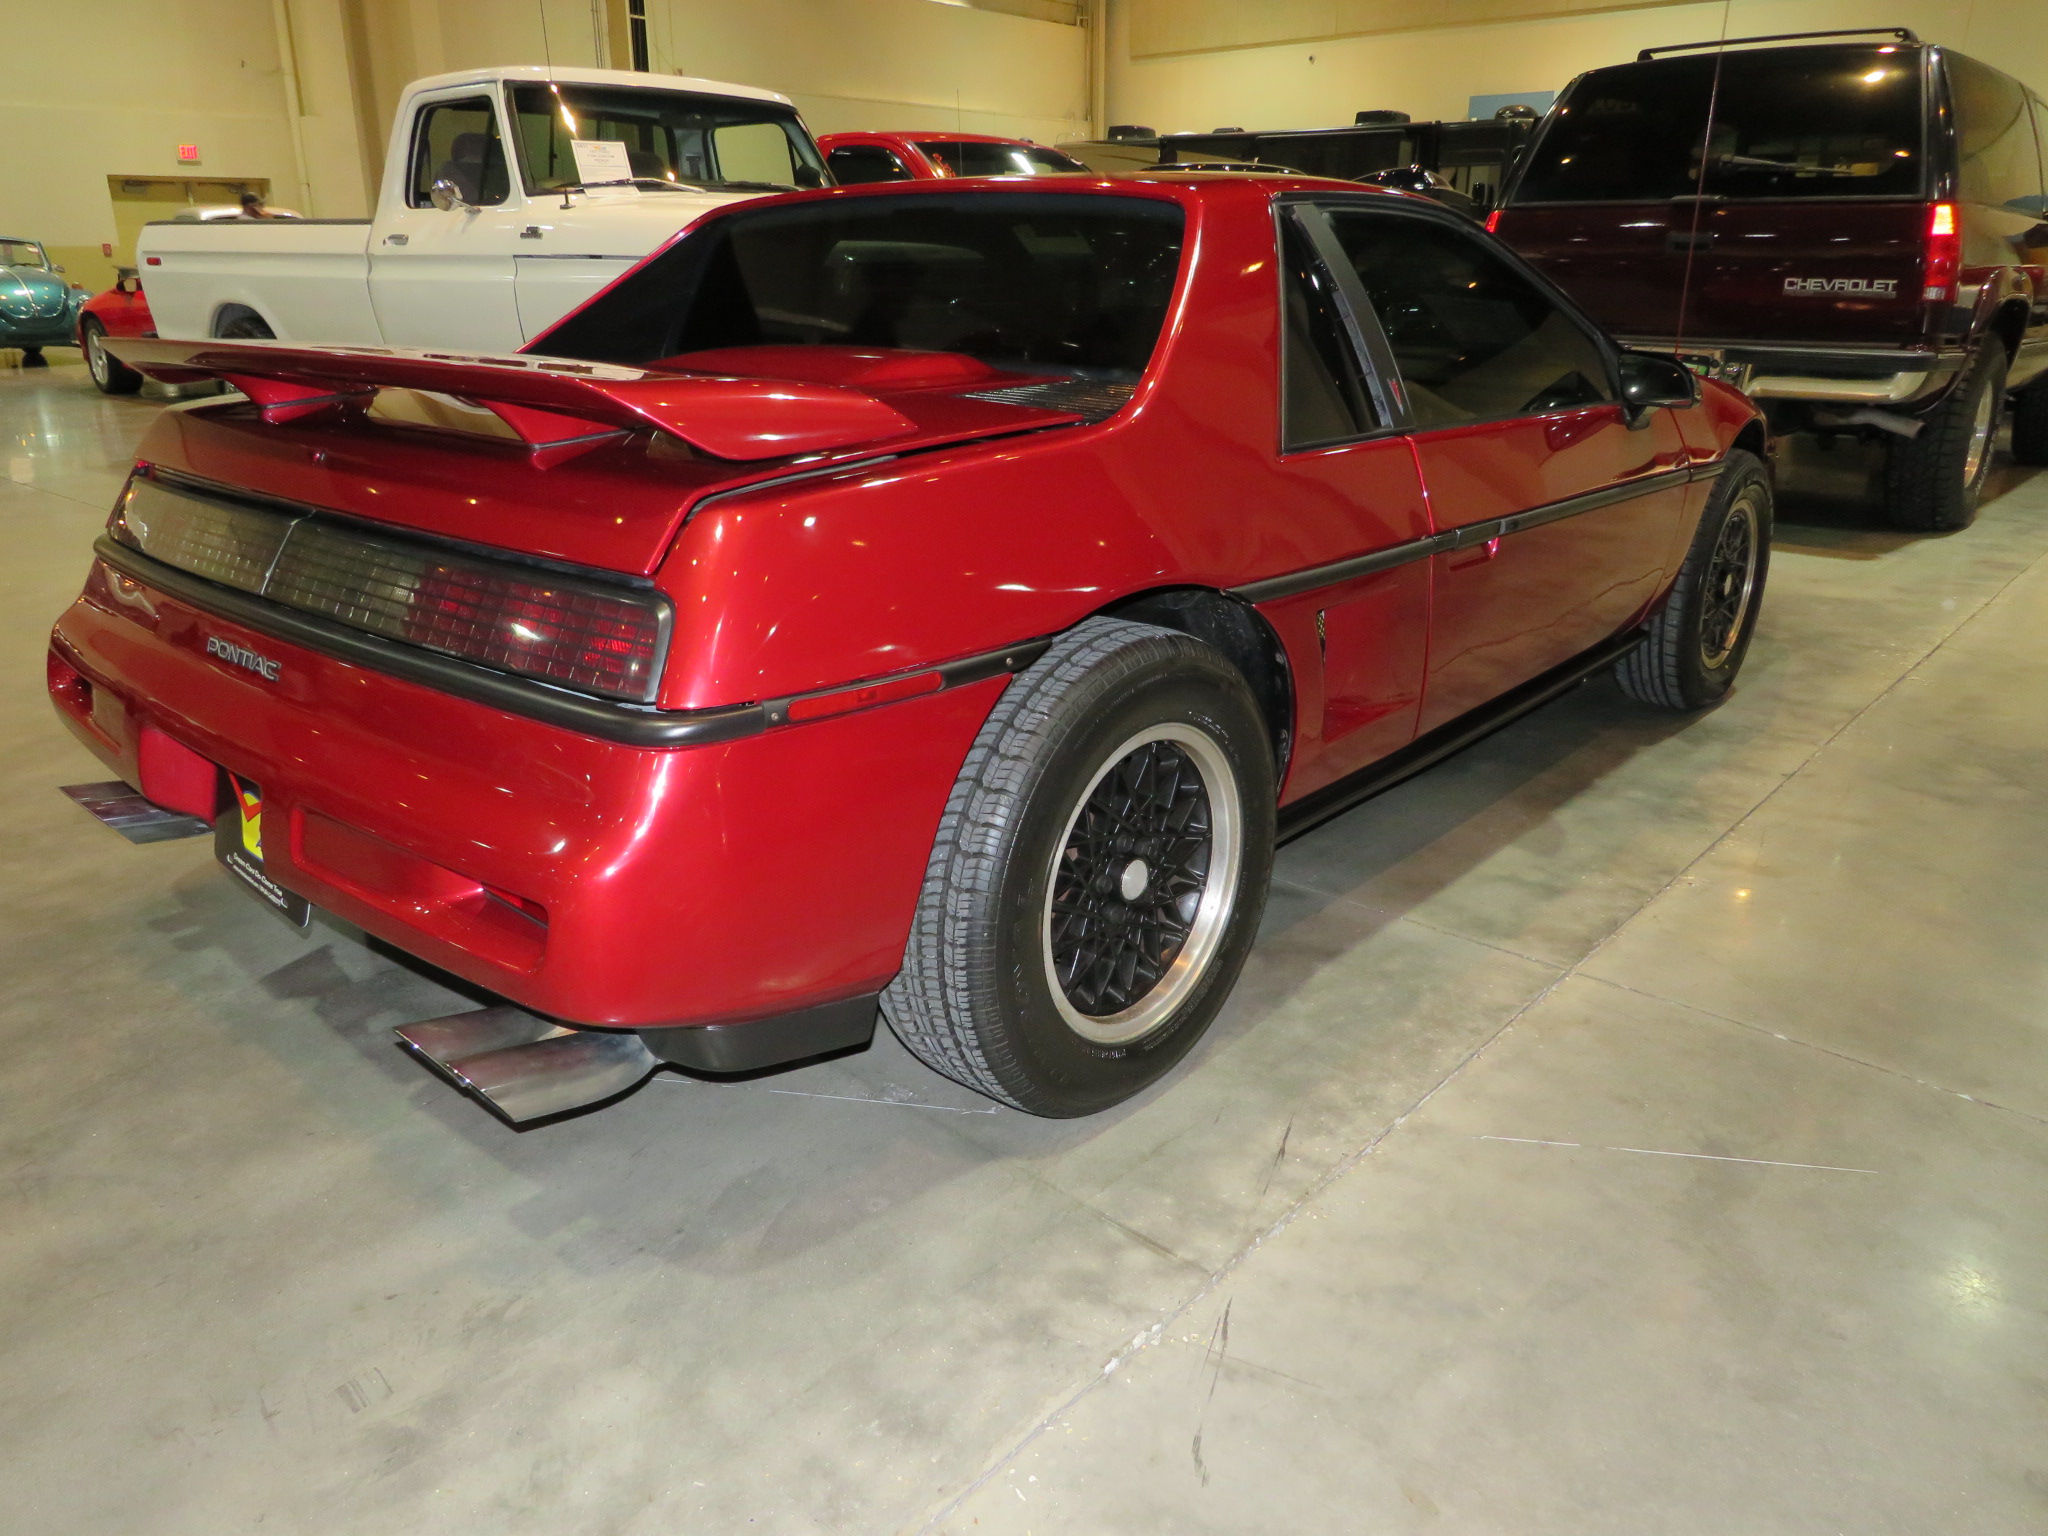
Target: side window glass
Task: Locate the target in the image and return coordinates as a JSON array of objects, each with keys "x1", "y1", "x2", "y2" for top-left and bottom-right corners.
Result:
[
  {"x1": 713, "y1": 120, "x2": 799, "y2": 185},
  {"x1": 827, "y1": 145, "x2": 914, "y2": 185},
  {"x1": 411, "y1": 97, "x2": 509, "y2": 207},
  {"x1": 1323, "y1": 209, "x2": 1614, "y2": 428},
  {"x1": 1951, "y1": 54, "x2": 2042, "y2": 212},
  {"x1": 1280, "y1": 218, "x2": 1376, "y2": 448}
]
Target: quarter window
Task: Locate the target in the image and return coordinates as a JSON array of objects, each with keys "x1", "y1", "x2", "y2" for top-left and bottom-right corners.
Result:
[
  {"x1": 1950, "y1": 53, "x2": 2046, "y2": 211},
  {"x1": 1323, "y1": 210, "x2": 1614, "y2": 428},
  {"x1": 411, "y1": 97, "x2": 510, "y2": 208},
  {"x1": 1279, "y1": 218, "x2": 1376, "y2": 448}
]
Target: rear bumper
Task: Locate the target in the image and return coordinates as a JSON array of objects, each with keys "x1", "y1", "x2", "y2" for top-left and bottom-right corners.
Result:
[
  {"x1": 50, "y1": 558, "x2": 1002, "y2": 1030},
  {"x1": 1624, "y1": 339, "x2": 1965, "y2": 408}
]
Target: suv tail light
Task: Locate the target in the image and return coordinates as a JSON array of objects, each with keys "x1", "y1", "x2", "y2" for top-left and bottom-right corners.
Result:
[
  {"x1": 108, "y1": 475, "x2": 670, "y2": 703},
  {"x1": 1922, "y1": 202, "x2": 1959, "y2": 301}
]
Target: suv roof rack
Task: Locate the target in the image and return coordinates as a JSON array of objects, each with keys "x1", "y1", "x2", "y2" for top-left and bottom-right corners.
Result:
[{"x1": 1637, "y1": 28, "x2": 1918, "y2": 62}]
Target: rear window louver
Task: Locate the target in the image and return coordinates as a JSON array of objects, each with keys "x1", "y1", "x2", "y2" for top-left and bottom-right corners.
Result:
[{"x1": 108, "y1": 474, "x2": 669, "y2": 704}]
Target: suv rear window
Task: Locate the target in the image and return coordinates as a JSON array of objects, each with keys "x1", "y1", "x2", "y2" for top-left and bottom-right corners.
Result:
[
  {"x1": 541, "y1": 193, "x2": 1186, "y2": 381},
  {"x1": 1514, "y1": 45, "x2": 1927, "y2": 203}
]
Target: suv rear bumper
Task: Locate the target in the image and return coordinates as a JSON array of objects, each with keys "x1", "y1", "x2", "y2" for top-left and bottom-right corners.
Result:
[
  {"x1": 1623, "y1": 339, "x2": 1965, "y2": 408},
  {"x1": 49, "y1": 557, "x2": 1002, "y2": 1031}
]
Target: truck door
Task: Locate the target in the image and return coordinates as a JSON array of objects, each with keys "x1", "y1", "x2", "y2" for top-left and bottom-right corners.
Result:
[
  {"x1": 369, "y1": 91, "x2": 526, "y2": 352},
  {"x1": 1317, "y1": 204, "x2": 1691, "y2": 733}
]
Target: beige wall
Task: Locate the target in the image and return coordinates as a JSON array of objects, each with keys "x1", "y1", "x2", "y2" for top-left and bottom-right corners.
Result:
[
  {"x1": 1108, "y1": 0, "x2": 2048, "y2": 136},
  {"x1": 7, "y1": 0, "x2": 310, "y2": 292}
]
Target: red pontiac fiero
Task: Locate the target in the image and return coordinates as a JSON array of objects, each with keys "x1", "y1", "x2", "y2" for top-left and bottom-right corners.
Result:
[{"x1": 54, "y1": 174, "x2": 1770, "y2": 1122}]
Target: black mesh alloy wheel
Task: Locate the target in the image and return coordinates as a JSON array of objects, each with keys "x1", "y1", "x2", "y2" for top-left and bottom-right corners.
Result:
[
  {"x1": 1617, "y1": 448, "x2": 1772, "y2": 711},
  {"x1": 883, "y1": 618, "x2": 1274, "y2": 1116}
]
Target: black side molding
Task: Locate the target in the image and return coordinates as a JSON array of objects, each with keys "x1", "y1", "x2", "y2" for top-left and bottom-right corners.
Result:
[
  {"x1": 638, "y1": 993, "x2": 880, "y2": 1074},
  {"x1": 1232, "y1": 465, "x2": 1702, "y2": 607}
]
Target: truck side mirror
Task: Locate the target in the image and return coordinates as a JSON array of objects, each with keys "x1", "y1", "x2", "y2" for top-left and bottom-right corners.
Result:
[
  {"x1": 429, "y1": 178, "x2": 475, "y2": 213},
  {"x1": 1617, "y1": 348, "x2": 1700, "y2": 427}
]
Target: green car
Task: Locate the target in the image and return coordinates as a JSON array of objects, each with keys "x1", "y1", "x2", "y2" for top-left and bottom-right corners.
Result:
[{"x1": 1, "y1": 238, "x2": 89, "y2": 366}]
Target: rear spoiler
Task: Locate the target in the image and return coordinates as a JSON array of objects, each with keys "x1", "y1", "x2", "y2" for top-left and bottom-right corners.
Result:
[{"x1": 103, "y1": 337, "x2": 919, "y2": 464}]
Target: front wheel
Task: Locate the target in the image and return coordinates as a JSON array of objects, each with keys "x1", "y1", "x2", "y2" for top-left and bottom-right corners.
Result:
[
  {"x1": 1617, "y1": 449, "x2": 1772, "y2": 711},
  {"x1": 883, "y1": 619, "x2": 1276, "y2": 1116},
  {"x1": 82, "y1": 319, "x2": 143, "y2": 395},
  {"x1": 1882, "y1": 344, "x2": 2007, "y2": 531}
]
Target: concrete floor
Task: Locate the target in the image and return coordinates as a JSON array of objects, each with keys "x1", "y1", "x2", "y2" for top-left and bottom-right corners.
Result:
[{"x1": 5, "y1": 347, "x2": 2047, "y2": 1534}]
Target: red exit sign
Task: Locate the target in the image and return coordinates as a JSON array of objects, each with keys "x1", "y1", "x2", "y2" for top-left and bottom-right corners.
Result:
[{"x1": 176, "y1": 144, "x2": 200, "y2": 163}]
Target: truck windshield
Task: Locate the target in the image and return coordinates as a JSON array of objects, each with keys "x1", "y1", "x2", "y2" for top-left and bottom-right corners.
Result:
[
  {"x1": 1514, "y1": 45, "x2": 1927, "y2": 203},
  {"x1": 913, "y1": 141, "x2": 1088, "y2": 176},
  {"x1": 539, "y1": 193, "x2": 1186, "y2": 383},
  {"x1": 508, "y1": 83, "x2": 826, "y2": 193}
]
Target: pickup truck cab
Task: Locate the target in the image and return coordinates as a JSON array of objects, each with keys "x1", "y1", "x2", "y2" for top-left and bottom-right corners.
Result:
[
  {"x1": 137, "y1": 65, "x2": 827, "y2": 353},
  {"x1": 1494, "y1": 30, "x2": 2048, "y2": 530}
]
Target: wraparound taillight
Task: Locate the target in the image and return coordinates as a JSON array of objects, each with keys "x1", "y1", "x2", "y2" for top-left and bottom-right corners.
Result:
[
  {"x1": 1923, "y1": 201, "x2": 1959, "y2": 302},
  {"x1": 107, "y1": 474, "x2": 669, "y2": 703}
]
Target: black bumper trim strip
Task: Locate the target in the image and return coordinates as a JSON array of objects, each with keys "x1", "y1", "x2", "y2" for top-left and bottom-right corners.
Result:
[{"x1": 93, "y1": 537, "x2": 1044, "y2": 750}]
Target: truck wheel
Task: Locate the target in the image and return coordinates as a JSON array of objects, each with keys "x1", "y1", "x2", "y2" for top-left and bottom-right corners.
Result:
[
  {"x1": 212, "y1": 308, "x2": 275, "y2": 340},
  {"x1": 1617, "y1": 449, "x2": 1771, "y2": 711},
  {"x1": 1882, "y1": 344, "x2": 2007, "y2": 531},
  {"x1": 2011, "y1": 375, "x2": 2048, "y2": 467},
  {"x1": 882, "y1": 618, "x2": 1275, "y2": 1117},
  {"x1": 81, "y1": 320, "x2": 143, "y2": 395}
]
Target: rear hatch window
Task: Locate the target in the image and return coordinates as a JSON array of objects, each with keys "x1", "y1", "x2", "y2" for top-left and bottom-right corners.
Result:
[
  {"x1": 538, "y1": 192, "x2": 1186, "y2": 385},
  {"x1": 1514, "y1": 45, "x2": 1928, "y2": 204}
]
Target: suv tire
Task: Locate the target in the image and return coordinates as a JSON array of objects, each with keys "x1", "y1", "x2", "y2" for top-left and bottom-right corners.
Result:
[
  {"x1": 1617, "y1": 449, "x2": 1771, "y2": 711},
  {"x1": 2010, "y1": 374, "x2": 2048, "y2": 467},
  {"x1": 883, "y1": 618, "x2": 1275, "y2": 1116},
  {"x1": 1883, "y1": 344, "x2": 2007, "y2": 531}
]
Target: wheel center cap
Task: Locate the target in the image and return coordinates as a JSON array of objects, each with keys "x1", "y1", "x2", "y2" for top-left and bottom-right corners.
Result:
[{"x1": 1119, "y1": 858, "x2": 1150, "y2": 902}]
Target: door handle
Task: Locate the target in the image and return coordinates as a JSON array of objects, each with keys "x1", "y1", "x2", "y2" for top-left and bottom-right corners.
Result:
[
  {"x1": 383, "y1": 233, "x2": 408, "y2": 246},
  {"x1": 1447, "y1": 535, "x2": 1502, "y2": 570},
  {"x1": 1665, "y1": 228, "x2": 1714, "y2": 254}
]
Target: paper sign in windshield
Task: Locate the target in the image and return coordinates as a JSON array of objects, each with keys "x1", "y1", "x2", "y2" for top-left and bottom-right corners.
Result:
[{"x1": 570, "y1": 139, "x2": 635, "y2": 187}]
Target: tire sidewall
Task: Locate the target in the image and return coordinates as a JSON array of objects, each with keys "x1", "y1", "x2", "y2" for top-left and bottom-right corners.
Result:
[
  {"x1": 1673, "y1": 454, "x2": 1773, "y2": 705},
  {"x1": 986, "y1": 656, "x2": 1274, "y2": 1115},
  {"x1": 83, "y1": 321, "x2": 108, "y2": 386}
]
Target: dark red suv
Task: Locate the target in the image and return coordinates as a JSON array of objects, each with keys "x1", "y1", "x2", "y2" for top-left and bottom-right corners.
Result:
[{"x1": 1494, "y1": 29, "x2": 2048, "y2": 529}]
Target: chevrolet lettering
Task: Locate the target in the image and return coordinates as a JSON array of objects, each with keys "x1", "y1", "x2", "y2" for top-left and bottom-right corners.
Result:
[
  {"x1": 1782, "y1": 277, "x2": 1899, "y2": 297},
  {"x1": 205, "y1": 636, "x2": 281, "y2": 680}
]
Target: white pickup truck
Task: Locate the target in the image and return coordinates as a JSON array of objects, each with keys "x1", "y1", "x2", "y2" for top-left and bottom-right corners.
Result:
[{"x1": 138, "y1": 64, "x2": 827, "y2": 352}]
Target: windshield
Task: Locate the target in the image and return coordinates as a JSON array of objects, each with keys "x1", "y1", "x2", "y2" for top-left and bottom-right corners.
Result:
[
  {"x1": 913, "y1": 141, "x2": 1088, "y2": 176},
  {"x1": 1514, "y1": 45, "x2": 1927, "y2": 202},
  {"x1": 0, "y1": 240, "x2": 49, "y2": 269},
  {"x1": 539, "y1": 193, "x2": 1185, "y2": 383},
  {"x1": 508, "y1": 82, "x2": 826, "y2": 192}
]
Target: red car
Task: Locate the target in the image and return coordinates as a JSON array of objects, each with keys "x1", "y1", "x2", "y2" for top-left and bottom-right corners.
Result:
[
  {"x1": 77, "y1": 270, "x2": 155, "y2": 395},
  {"x1": 54, "y1": 174, "x2": 1767, "y2": 1124},
  {"x1": 819, "y1": 130, "x2": 1088, "y2": 184}
]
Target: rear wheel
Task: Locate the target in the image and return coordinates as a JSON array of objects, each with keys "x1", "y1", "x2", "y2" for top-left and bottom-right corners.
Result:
[
  {"x1": 1882, "y1": 344, "x2": 2007, "y2": 531},
  {"x1": 883, "y1": 619, "x2": 1275, "y2": 1116},
  {"x1": 81, "y1": 319, "x2": 143, "y2": 395},
  {"x1": 2010, "y1": 375, "x2": 2048, "y2": 467},
  {"x1": 1617, "y1": 449, "x2": 1771, "y2": 711}
]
